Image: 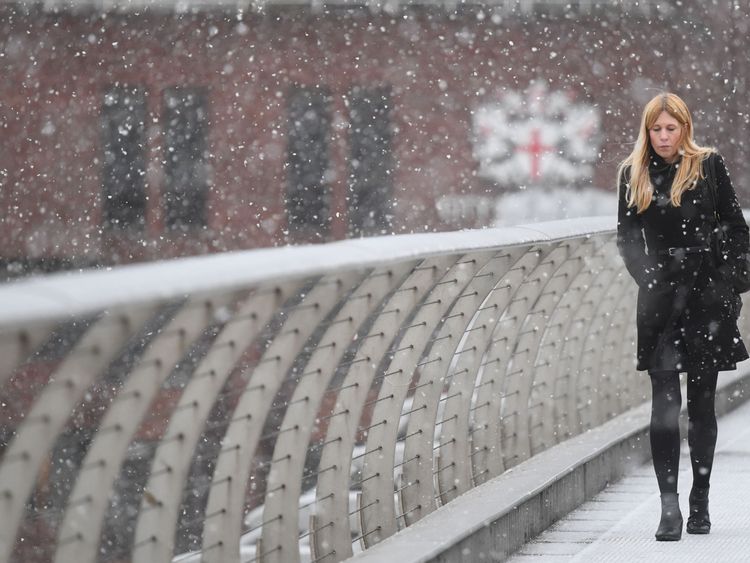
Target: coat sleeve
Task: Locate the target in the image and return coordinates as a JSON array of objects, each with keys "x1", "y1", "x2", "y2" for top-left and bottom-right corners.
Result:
[
  {"x1": 714, "y1": 153, "x2": 750, "y2": 264},
  {"x1": 712, "y1": 154, "x2": 750, "y2": 290},
  {"x1": 616, "y1": 167, "x2": 656, "y2": 288}
]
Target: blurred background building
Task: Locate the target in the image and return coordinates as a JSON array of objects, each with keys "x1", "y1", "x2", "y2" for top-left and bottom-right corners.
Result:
[{"x1": 1, "y1": 0, "x2": 748, "y2": 278}]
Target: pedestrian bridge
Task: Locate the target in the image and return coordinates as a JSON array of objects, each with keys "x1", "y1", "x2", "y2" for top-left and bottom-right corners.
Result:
[{"x1": 1, "y1": 217, "x2": 748, "y2": 563}]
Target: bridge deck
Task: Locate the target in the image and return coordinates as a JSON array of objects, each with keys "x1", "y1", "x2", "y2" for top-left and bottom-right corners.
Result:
[{"x1": 508, "y1": 398, "x2": 750, "y2": 562}]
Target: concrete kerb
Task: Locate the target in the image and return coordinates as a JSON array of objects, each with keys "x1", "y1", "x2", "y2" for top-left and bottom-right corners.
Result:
[{"x1": 348, "y1": 362, "x2": 750, "y2": 563}]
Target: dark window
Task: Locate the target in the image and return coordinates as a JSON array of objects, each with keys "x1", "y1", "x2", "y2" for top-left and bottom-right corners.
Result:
[
  {"x1": 348, "y1": 87, "x2": 394, "y2": 236},
  {"x1": 163, "y1": 88, "x2": 208, "y2": 230},
  {"x1": 101, "y1": 87, "x2": 147, "y2": 230},
  {"x1": 286, "y1": 87, "x2": 331, "y2": 241}
]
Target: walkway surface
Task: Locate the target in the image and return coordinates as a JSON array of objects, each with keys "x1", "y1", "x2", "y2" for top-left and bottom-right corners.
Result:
[{"x1": 508, "y1": 398, "x2": 750, "y2": 562}]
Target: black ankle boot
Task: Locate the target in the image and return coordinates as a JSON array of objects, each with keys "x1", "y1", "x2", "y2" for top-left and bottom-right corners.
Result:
[
  {"x1": 686, "y1": 486, "x2": 711, "y2": 534},
  {"x1": 655, "y1": 492, "x2": 683, "y2": 541}
]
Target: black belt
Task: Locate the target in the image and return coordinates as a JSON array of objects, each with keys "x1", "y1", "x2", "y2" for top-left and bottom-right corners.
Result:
[{"x1": 650, "y1": 245, "x2": 711, "y2": 257}]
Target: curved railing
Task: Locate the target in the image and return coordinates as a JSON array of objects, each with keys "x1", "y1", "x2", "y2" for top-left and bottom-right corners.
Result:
[{"x1": 2, "y1": 217, "x2": 731, "y2": 563}]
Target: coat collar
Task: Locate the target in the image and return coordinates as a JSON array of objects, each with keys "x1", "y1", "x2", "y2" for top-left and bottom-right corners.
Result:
[{"x1": 649, "y1": 145, "x2": 682, "y2": 172}]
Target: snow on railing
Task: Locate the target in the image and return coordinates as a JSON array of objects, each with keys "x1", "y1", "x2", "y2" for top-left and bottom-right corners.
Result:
[{"x1": 0, "y1": 217, "x2": 673, "y2": 563}]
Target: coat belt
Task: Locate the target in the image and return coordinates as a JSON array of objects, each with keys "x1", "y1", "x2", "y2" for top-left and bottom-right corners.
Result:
[{"x1": 649, "y1": 245, "x2": 711, "y2": 257}]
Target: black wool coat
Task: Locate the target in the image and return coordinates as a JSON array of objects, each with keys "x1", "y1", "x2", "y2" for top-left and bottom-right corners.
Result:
[{"x1": 617, "y1": 150, "x2": 749, "y2": 373}]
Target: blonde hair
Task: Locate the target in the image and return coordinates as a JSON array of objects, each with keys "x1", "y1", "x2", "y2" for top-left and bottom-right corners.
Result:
[{"x1": 617, "y1": 92, "x2": 714, "y2": 213}]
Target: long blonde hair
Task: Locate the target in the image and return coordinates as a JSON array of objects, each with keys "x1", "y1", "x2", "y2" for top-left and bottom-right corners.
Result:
[{"x1": 617, "y1": 92, "x2": 714, "y2": 213}]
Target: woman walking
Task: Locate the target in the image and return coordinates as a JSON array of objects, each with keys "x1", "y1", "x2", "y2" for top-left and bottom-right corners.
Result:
[{"x1": 616, "y1": 92, "x2": 749, "y2": 541}]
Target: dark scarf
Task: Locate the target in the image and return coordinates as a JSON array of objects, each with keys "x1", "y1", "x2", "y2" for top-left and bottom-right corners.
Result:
[{"x1": 648, "y1": 146, "x2": 682, "y2": 200}]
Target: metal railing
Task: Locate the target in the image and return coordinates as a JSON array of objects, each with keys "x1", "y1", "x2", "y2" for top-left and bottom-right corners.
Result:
[
  {"x1": 1, "y1": 217, "x2": 719, "y2": 563},
  {"x1": 0, "y1": 0, "x2": 664, "y2": 15}
]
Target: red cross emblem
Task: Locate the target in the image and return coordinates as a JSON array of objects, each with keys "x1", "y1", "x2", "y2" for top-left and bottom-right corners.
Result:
[{"x1": 516, "y1": 128, "x2": 555, "y2": 181}]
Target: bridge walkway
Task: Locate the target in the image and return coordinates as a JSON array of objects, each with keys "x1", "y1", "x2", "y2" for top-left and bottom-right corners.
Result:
[{"x1": 508, "y1": 399, "x2": 750, "y2": 562}]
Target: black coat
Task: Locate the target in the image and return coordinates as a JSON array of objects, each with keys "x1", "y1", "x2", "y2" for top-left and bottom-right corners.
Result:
[{"x1": 617, "y1": 150, "x2": 749, "y2": 373}]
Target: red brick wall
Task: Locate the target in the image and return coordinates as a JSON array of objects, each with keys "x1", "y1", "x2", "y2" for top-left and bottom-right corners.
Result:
[{"x1": 1, "y1": 4, "x2": 747, "y2": 273}]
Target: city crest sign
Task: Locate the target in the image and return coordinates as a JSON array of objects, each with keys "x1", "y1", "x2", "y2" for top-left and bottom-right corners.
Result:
[{"x1": 472, "y1": 81, "x2": 601, "y2": 187}]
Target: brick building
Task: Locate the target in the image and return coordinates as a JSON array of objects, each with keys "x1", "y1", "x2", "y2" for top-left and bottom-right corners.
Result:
[{"x1": 1, "y1": 0, "x2": 748, "y2": 277}]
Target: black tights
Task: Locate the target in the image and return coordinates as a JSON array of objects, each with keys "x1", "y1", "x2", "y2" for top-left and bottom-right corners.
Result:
[{"x1": 649, "y1": 368, "x2": 719, "y2": 493}]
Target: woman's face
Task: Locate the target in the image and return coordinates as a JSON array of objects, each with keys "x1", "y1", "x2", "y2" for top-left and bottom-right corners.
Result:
[{"x1": 649, "y1": 110, "x2": 683, "y2": 163}]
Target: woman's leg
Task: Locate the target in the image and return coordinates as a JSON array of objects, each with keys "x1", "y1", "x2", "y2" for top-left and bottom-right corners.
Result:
[
  {"x1": 649, "y1": 369, "x2": 683, "y2": 493},
  {"x1": 649, "y1": 369, "x2": 684, "y2": 540},
  {"x1": 685, "y1": 366, "x2": 718, "y2": 534},
  {"x1": 686, "y1": 367, "x2": 719, "y2": 488}
]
